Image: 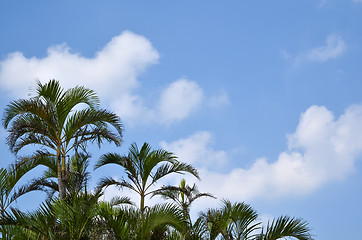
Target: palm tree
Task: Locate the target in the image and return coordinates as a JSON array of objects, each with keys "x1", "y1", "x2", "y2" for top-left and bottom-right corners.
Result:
[
  {"x1": 0, "y1": 166, "x2": 42, "y2": 239},
  {"x1": 152, "y1": 179, "x2": 215, "y2": 239},
  {"x1": 2, "y1": 79, "x2": 123, "y2": 199},
  {"x1": 27, "y1": 152, "x2": 93, "y2": 200},
  {"x1": 201, "y1": 200, "x2": 313, "y2": 240},
  {"x1": 3, "y1": 190, "x2": 104, "y2": 239},
  {"x1": 95, "y1": 142, "x2": 199, "y2": 212},
  {"x1": 98, "y1": 201, "x2": 186, "y2": 240},
  {"x1": 254, "y1": 216, "x2": 313, "y2": 240},
  {"x1": 201, "y1": 200, "x2": 260, "y2": 240},
  {"x1": 153, "y1": 179, "x2": 215, "y2": 219}
]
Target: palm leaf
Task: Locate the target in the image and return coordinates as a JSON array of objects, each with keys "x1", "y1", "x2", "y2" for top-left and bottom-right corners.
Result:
[{"x1": 256, "y1": 216, "x2": 313, "y2": 240}]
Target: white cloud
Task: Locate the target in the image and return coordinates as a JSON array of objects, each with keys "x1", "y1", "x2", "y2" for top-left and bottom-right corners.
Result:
[
  {"x1": 110, "y1": 93, "x2": 153, "y2": 126},
  {"x1": 0, "y1": 31, "x2": 159, "y2": 99},
  {"x1": 158, "y1": 79, "x2": 203, "y2": 124},
  {"x1": 109, "y1": 78, "x2": 204, "y2": 126},
  {"x1": 0, "y1": 32, "x2": 221, "y2": 126},
  {"x1": 307, "y1": 34, "x2": 346, "y2": 63},
  {"x1": 160, "y1": 131, "x2": 228, "y2": 168},
  {"x1": 162, "y1": 105, "x2": 362, "y2": 201}
]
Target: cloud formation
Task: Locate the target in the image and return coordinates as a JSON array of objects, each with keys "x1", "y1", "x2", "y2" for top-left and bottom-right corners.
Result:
[
  {"x1": 162, "y1": 105, "x2": 362, "y2": 201},
  {"x1": 0, "y1": 31, "x2": 225, "y2": 125},
  {"x1": 109, "y1": 78, "x2": 205, "y2": 125},
  {"x1": 284, "y1": 34, "x2": 346, "y2": 67},
  {"x1": 0, "y1": 31, "x2": 159, "y2": 99},
  {"x1": 158, "y1": 79, "x2": 204, "y2": 124},
  {"x1": 307, "y1": 34, "x2": 346, "y2": 63},
  {"x1": 207, "y1": 90, "x2": 230, "y2": 108},
  {"x1": 161, "y1": 131, "x2": 228, "y2": 168}
]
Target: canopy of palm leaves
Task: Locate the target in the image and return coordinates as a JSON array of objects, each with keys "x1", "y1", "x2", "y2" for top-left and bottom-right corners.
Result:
[
  {"x1": 201, "y1": 199, "x2": 313, "y2": 240},
  {"x1": 153, "y1": 178, "x2": 215, "y2": 217},
  {"x1": 0, "y1": 166, "x2": 43, "y2": 239},
  {"x1": 24, "y1": 152, "x2": 93, "y2": 200},
  {"x1": 2, "y1": 79, "x2": 123, "y2": 199},
  {"x1": 95, "y1": 142, "x2": 200, "y2": 212}
]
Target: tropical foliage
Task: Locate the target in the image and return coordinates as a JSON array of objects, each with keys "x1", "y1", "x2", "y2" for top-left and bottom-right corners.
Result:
[
  {"x1": 0, "y1": 165, "x2": 43, "y2": 239},
  {"x1": 0, "y1": 80, "x2": 314, "y2": 239},
  {"x1": 95, "y1": 142, "x2": 200, "y2": 212},
  {"x1": 2, "y1": 79, "x2": 123, "y2": 199}
]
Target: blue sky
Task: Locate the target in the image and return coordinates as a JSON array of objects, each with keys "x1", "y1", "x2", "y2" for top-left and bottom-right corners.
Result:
[{"x1": 1, "y1": 1, "x2": 362, "y2": 239}]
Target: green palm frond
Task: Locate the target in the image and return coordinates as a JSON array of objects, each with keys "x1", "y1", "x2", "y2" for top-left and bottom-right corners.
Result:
[
  {"x1": 141, "y1": 203, "x2": 186, "y2": 239},
  {"x1": 151, "y1": 162, "x2": 200, "y2": 186},
  {"x1": 151, "y1": 180, "x2": 215, "y2": 217},
  {"x1": 94, "y1": 152, "x2": 125, "y2": 169},
  {"x1": 57, "y1": 84, "x2": 100, "y2": 122},
  {"x1": 109, "y1": 196, "x2": 134, "y2": 207},
  {"x1": 0, "y1": 166, "x2": 43, "y2": 220},
  {"x1": 64, "y1": 108, "x2": 123, "y2": 147},
  {"x1": 34, "y1": 79, "x2": 64, "y2": 104},
  {"x1": 3, "y1": 191, "x2": 105, "y2": 239},
  {"x1": 201, "y1": 200, "x2": 261, "y2": 240},
  {"x1": 256, "y1": 216, "x2": 313, "y2": 240},
  {"x1": 96, "y1": 177, "x2": 139, "y2": 194}
]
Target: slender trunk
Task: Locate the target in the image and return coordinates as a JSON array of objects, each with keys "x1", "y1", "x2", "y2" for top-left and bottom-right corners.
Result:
[
  {"x1": 58, "y1": 175, "x2": 66, "y2": 200},
  {"x1": 57, "y1": 152, "x2": 66, "y2": 200},
  {"x1": 140, "y1": 192, "x2": 145, "y2": 213}
]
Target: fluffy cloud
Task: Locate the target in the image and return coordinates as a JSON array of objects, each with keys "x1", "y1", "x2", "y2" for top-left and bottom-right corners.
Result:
[
  {"x1": 162, "y1": 105, "x2": 362, "y2": 201},
  {"x1": 160, "y1": 131, "x2": 228, "y2": 168},
  {"x1": 0, "y1": 32, "x2": 223, "y2": 125},
  {"x1": 0, "y1": 31, "x2": 159, "y2": 99},
  {"x1": 158, "y1": 79, "x2": 203, "y2": 124}
]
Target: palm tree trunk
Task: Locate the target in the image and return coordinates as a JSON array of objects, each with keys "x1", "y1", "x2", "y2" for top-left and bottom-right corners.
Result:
[
  {"x1": 140, "y1": 192, "x2": 145, "y2": 213},
  {"x1": 57, "y1": 153, "x2": 66, "y2": 200},
  {"x1": 58, "y1": 176, "x2": 66, "y2": 200}
]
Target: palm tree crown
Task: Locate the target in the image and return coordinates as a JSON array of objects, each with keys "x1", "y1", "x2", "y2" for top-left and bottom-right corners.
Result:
[
  {"x1": 2, "y1": 79, "x2": 123, "y2": 199},
  {"x1": 95, "y1": 142, "x2": 200, "y2": 212}
]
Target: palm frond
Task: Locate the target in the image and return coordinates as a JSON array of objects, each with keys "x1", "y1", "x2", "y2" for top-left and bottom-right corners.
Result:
[
  {"x1": 151, "y1": 162, "x2": 200, "y2": 187},
  {"x1": 95, "y1": 152, "x2": 124, "y2": 170},
  {"x1": 96, "y1": 177, "x2": 139, "y2": 194},
  {"x1": 64, "y1": 108, "x2": 123, "y2": 147},
  {"x1": 109, "y1": 196, "x2": 134, "y2": 207},
  {"x1": 257, "y1": 216, "x2": 313, "y2": 240},
  {"x1": 142, "y1": 203, "x2": 186, "y2": 238}
]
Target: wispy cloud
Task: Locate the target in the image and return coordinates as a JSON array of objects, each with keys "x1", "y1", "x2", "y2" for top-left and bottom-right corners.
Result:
[
  {"x1": 284, "y1": 34, "x2": 346, "y2": 67},
  {"x1": 162, "y1": 104, "x2": 362, "y2": 201},
  {"x1": 207, "y1": 90, "x2": 230, "y2": 108},
  {"x1": 307, "y1": 34, "x2": 346, "y2": 62},
  {"x1": 317, "y1": 0, "x2": 328, "y2": 8}
]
